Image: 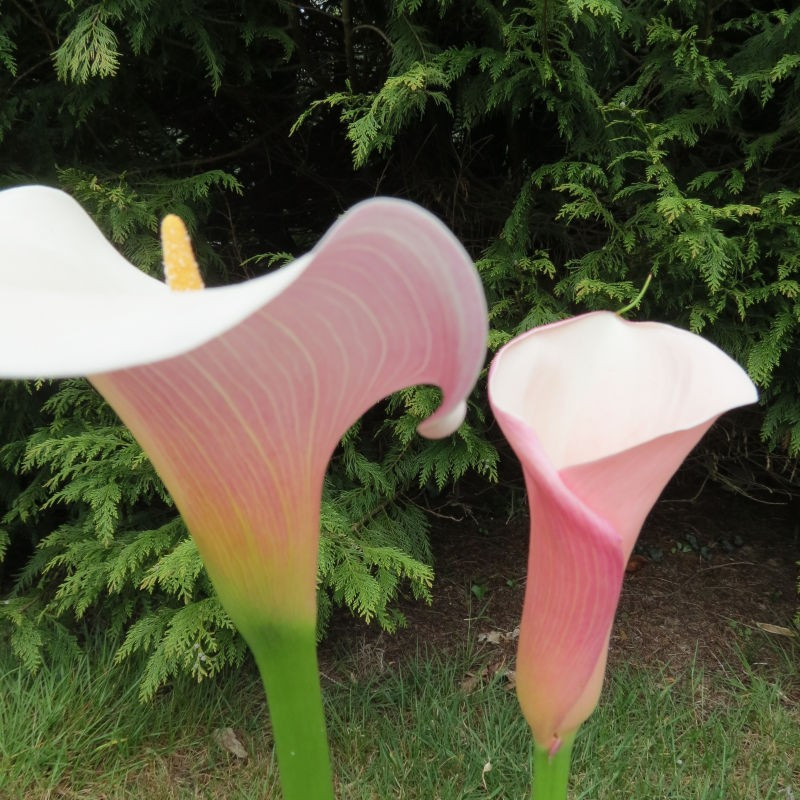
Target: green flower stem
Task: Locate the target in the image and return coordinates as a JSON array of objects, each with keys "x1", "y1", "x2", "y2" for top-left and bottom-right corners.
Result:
[
  {"x1": 530, "y1": 735, "x2": 575, "y2": 800},
  {"x1": 248, "y1": 621, "x2": 335, "y2": 800}
]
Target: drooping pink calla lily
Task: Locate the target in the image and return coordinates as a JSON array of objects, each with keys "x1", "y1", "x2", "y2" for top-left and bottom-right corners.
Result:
[
  {"x1": 488, "y1": 312, "x2": 757, "y2": 753},
  {"x1": 0, "y1": 185, "x2": 488, "y2": 799}
]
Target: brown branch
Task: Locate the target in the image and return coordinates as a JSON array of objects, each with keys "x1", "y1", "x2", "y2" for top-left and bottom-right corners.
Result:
[
  {"x1": 125, "y1": 137, "x2": 268, "y2": 178},
  {"x1": 4, "y1": 57, "x2": 52, "y2": 96},
  {"x1": 342, "y1": 0, "x2": 356, "y2": 87},
  {"x1": 11, "y1": 0, "x2": 56, "y2": 51},
  {"x1": 353, "y1": 24, "x2": 393, "y2": 51}
]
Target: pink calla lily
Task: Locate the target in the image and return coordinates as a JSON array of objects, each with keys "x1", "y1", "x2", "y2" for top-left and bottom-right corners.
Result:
[
  {"x1": 0, "y1": 185, "x2": 487, "y2": 626},
  {"x1": 488, "y1": 312, "x2": 757, "y2": 753},
  {"x1": 0, "y1": 185, "x2": 488, "y2": 799}
]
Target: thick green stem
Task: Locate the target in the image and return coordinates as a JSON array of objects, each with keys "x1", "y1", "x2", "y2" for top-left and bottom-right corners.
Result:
[
  {"x1": 530, "y1": 735, "x2": 574, "y2": 800},
  {"x1": 247, "y1": 621, "x2": 335, "y2": 800}
]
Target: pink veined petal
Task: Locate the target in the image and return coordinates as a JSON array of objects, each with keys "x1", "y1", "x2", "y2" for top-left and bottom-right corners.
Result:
[
  {"x1": 88, "y1": 198, "x2": 488, "y2": 630},
  {"x1": 493, "y1": 411, "x2": 624, "y2": 748},
  {"x1": 560, "y1": 424, "x2": 715, "y2": 559},
  {"x1": 488, "y1": 311, "x2": 757, "y2": 747}
]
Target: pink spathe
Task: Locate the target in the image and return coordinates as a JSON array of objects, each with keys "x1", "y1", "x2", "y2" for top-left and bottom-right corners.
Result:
[
  {"x1": 0, "y1": 186, "x2": 488, "y2": 630},
  {"x1": 488, "y1": 311, "x2": 757, "y2": 750}
]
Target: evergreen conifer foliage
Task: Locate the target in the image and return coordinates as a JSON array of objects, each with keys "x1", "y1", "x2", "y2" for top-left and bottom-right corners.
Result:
[
  {"x1": 307, "y1": 2, "x2": 800, "y2": 458},
  {"x1": 1, "y1": 0, "x2": 799, "y2": 685},
  {"x1": 299, "y1": 0, "x2": 800, "y2": 618}
]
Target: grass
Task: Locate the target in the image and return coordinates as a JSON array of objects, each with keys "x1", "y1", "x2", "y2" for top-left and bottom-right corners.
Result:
[
  {"x1": 0, "y1": 633, "x2": 797, "y2": 799},
  {"x1": 575, "y1": 648, "x2": 800, "y2": 799}
]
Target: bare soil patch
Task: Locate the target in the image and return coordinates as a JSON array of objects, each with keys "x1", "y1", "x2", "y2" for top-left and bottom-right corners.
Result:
[{"x1": 320, "y1": 474, "x2": 799, "y2": 681}]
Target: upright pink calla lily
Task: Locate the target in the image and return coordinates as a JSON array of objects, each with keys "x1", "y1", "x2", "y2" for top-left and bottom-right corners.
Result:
[
  {"x1": 0, "y1": 185, "x2": 488, "y2": 800},
  {"x1": 488, "y1": 311, "x2": 757, "y2": 794}
]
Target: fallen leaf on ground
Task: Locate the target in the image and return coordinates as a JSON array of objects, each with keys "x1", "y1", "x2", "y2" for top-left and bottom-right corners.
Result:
[
  {"x1": 504, "y1": 668, "x2": 516, "y2": 690},
  {"x1": 460, "y1": 668, "x2": 487, "y2": 693},
  {"x1": 625, "y1": 554, "x2": 649, "y2": 573},
  {"x1": 481, "y1": 761, "x2": 492, "y2": 790},
  {"x1": 213, "y1": 727, "x2": 248, "y2": 760},
  {"x1": 459, "y1": 658, "x2": 511, "y2": 693},
  {"x1": 755, "y1": 622, "x2": 797, "y2": 638},
  {"x1": 477, "y1": 627, "x2": 520, "y2": 645},
  {"x1": 486, "y1": 658, "x2": 507, "y2": 680}
]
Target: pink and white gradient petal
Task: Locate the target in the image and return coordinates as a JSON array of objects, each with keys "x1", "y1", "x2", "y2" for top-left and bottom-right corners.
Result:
[
  {"x1": 0, "y1": 186, "x2": 488, "y2": 630},
  {"x1": 488, "y1": 311, "x2": 756, "y2": 748}
]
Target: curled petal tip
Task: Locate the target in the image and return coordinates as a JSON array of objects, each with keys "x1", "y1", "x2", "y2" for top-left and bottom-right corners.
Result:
[{"x1": 416, "y1": 400, "x2": 467, "y2": 439}]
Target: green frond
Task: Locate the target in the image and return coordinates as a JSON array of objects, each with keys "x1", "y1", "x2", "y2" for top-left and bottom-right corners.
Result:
[
  {"x1": 125, "y1": 598, "x2": 243, "y2": 701},
  {"x1": 107, "y1": 519, "x2": 186, "y2": 594},
  {"x1": 746, "y1": 310, "x2": 798, "y2": 388},
  {"x1": 140, "y1": 538, "x2": 206, "y2": 603},
  {"x1": 54, "y1": 6, "x2": 122, "y2": 84},
  {"x1": 0, "y1": 18, "x2": 16, "y2": 75},
  {"x1": 5, "y1": 602, "x2": 44, "y2": 672}
]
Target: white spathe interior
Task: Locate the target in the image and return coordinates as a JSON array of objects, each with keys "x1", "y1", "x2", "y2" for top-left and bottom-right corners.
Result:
[
  {"x1": 490, "y1": 312, "x2": 758, "y2": 469},
  {"x1": 0, "y1": 186, "x2": 310, "y2": 377}
]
